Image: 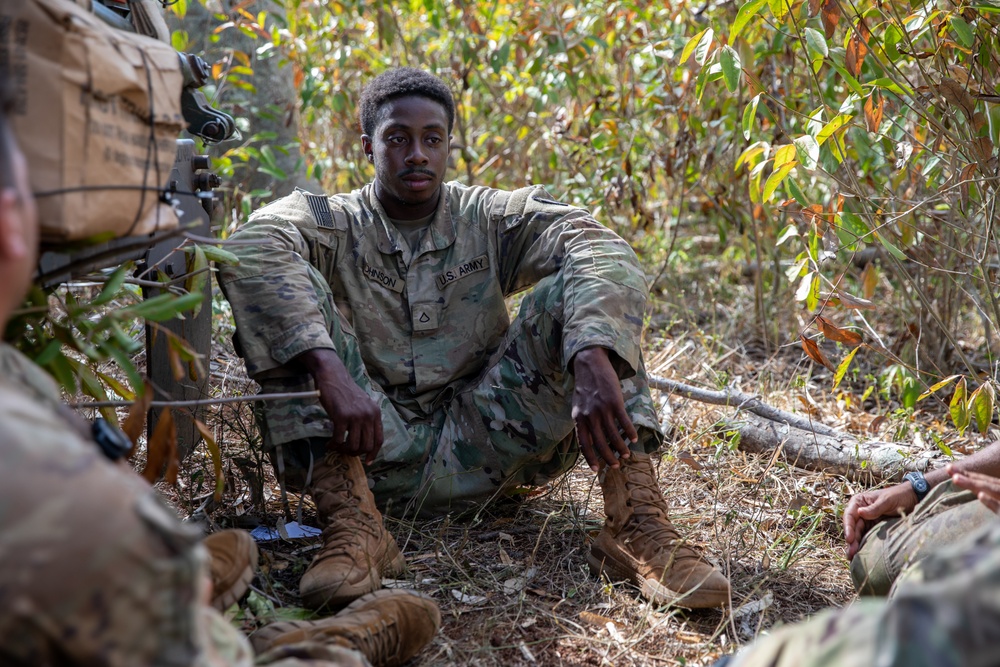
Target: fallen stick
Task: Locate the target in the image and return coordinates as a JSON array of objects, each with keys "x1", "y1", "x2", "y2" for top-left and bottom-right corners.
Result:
[
  {"x1": 726, "y1": 413, "x2": 932, "y2": 481},
  {"x1": 649, "y1": 375, "x2": 841, "y2": 438}
]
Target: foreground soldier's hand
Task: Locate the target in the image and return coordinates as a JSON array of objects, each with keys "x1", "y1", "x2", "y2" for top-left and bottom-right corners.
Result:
[
  {"x1": 843, "y1": 484, "x2": 918, "y2": 559},
  {"x1": 572, "y1": 346, "x2": 638, "y2": 472},
  {"x1": 298, "y1": 348, "x2": 384, "y2": 464},
  {"x1": 949, "y1": 465, "x2": 1000, "y2": 514}
]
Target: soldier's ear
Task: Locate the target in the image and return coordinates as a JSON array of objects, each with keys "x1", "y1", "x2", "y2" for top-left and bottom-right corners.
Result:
[
  {"x1": 0, "y1": 188, "x2": 28, "y2": 261},
  {"x1": 361, "y1": 134, "x2": 373, "y2": 161}
]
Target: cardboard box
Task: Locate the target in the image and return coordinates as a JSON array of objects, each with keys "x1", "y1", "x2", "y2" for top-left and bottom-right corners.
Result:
[{"x1": 0, "y1": 0, "x2": 184, "y2": 242}]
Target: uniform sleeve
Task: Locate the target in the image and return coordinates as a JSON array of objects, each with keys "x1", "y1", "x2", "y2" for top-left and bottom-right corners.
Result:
[
  {"x1": 493, "y1": 186, "x2": 649, "y2": 377},
  {"x1": 217, "y1": 191, "x2": 341, "y2": 377}
]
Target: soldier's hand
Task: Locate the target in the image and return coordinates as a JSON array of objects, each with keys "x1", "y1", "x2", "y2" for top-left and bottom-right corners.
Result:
[
  {"x1": 571, "y1": 347, "x2": 638, "y2": 472},
  {"x1": 298, "y1": 348, "x2": 384, "y2": 464},
  {"x1": 949, "y1": 465, "x2": 1000, "y2": 513},
  {"x1": 843, "y1": 484, "x2": 918, "y2": 560}
]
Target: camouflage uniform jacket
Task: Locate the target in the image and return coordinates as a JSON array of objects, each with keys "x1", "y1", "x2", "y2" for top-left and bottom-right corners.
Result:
[{"x1": 220, "y1": 181, "x2": 650, "y2": 420}]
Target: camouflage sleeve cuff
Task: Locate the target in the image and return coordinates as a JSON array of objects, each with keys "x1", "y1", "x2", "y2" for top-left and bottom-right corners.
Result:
[
  {"x1": 268, "y1": 323, "x2": 336, "y2": 366},
  {"x1": 563, "y1": 323, "x2": 642, "y2": 380}
]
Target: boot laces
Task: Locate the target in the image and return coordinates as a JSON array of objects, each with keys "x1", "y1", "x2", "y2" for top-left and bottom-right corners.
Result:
[
  {"x1": 356, "y1": 616, "x2": 398, "y2": 664},
  {"x1": 622, "y1": 473, "x2": 699, "y2": 560},
  {"x1": 316, "y1": 461, "x2": 380, "y2": 555}
]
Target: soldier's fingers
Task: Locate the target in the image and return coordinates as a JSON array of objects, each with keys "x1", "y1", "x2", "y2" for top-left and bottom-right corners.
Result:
[
  {"x1": 577, "y1": 425, "x2": 600, "y2": 472},
  {"x1": 345, "y1": 416, "x2": 364, "y2": 456},
  {"x1": 615, "y1": 405, "x2": 638, "y2": 456},
  {"x1": 329, "y1": 423, "x2": 348, "y2": 453},
  {"x1": 979, "y1": 492, "x2": 1000, "y2": 514},
  {"x1": 587, "y1": 420, "x2": 619, "y2": 469},
  {"x1": 367, "y1": 419, "x2": 384, "y2": 465},
  {"x1": 602, "y1": 412, "x2": 629, "y2": 459}
]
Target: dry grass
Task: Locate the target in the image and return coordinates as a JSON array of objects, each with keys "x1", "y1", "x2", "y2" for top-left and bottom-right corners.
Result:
[
  {"x1": 164, "y1": 325, "x2": 871, "y2": 667},
  {"x1": 145, "y1": 249, "x2": 996, "y2": 665}
]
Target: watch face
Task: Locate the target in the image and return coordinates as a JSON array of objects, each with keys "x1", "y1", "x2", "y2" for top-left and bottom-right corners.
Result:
[{"x1": 915, "y1": 479, "x2": 928, "y2": 492}]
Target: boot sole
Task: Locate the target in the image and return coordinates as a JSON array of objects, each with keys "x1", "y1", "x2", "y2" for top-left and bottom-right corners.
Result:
[{"x1": 587, "y1": 549, "x2": 728, "y2": 609}]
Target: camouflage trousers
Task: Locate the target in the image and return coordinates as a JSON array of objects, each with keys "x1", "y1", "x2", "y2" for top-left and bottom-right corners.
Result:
[
  {"x1": 721, "y1": 517, "x2": 1000, "y2": 667},
  {"x1": 850, "y1": 480, "x2": 996, "y2": 595},
  {"x1": 253, "y1": 271, "x2": 664, "y2": 517}
]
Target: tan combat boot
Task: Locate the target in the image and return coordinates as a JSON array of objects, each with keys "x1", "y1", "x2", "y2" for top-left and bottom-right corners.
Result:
[
  {"x1": 250, "y1": 589, "x2": 441, "y2": 667},
  {"x1": 299, "y1": 453, "x2": 406, "y2": 609},
  {"x1": 588, "y1": 451, "x2": 730, "y2": 608},
  {"x1": 204, "y1": 528, "x2": 259, "y2": 611}
]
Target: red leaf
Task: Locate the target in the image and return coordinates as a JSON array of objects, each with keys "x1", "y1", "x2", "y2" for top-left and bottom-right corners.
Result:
[
  {"x1": 816, "y1": 315, "x2": 864, "y2": 346},
  {"x1": 821, "y1": 0, "x2": 840, "y2": 39},
  {"x1": 801, "y1": 335, "x2": 835, "y2": 370},
  {"x1": 864, "y1": 92, "x2": 884, "y2": 133},
  {"x1": 141, "y1": 408, "x2": 178, "y2": 485}
]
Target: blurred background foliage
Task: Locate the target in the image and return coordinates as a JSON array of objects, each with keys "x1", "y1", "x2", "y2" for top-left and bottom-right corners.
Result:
[
  {"x1": 183, "y1": 0, "x2": 1000, "y2": 428},
  {"x1": 13, "y1": 0, "x2": 1000, "y2": 436}
]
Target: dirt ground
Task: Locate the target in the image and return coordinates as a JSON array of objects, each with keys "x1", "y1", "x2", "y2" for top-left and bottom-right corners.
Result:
[{"x1": 159, "y1": 328, "x2": 925, "y2": 666}]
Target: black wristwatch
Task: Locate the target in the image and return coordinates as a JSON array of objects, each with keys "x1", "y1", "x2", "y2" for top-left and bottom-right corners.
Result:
[{"x1": 903, "y1": 471, "x2": 930, "y2": 502}]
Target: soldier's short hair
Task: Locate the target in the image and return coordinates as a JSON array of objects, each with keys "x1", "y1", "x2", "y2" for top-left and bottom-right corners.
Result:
[{"x1": 359, "y1": 67, "x2": 455, "y2": 136}]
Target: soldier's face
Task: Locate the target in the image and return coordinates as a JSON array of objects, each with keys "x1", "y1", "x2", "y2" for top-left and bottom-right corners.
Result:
[
  {"x1": 0, "y1": 135, "x2": 39, "y2": 318},
  {"x1": 363, "y1": 95, "x2": 450, "y2": 221}
]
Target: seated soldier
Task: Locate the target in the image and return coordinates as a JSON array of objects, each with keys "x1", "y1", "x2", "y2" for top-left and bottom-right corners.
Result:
[
  {"x1": 716, "y1": 465, "x2": 1000, "y2": 667},
  {"x1": 218, "y1": 67, "x2": 731, "y2": 611},
  {"x1": 0, "y1": 87, "x2": 438, "y2": 667},
  {"x1": 844, "y1": 440, "x2": 1000, "y2": 595}
]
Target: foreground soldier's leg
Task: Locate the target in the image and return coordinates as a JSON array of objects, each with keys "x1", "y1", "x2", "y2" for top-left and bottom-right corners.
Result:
[
  {"x1": 428, "y1": 276, "x2": 730, "y2": 607},
  {"x1": 850, "y1": 480, "x2": 995, "y2": 596},
  {"x1": 252, "y1": 589, "x2": 442, "y2": 667},
  {"x1": 720, "y1": 519, "x2": 1000, "y2": 667}
]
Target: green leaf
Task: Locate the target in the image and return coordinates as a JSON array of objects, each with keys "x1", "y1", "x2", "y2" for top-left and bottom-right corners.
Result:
[
  {"x1": 123, "y1": 291, "x2": 204, "y2": 322},
  {"x1": 743, "y1": 94, "x2": 761, "y2": 140},
  {"x1": 883, "y1": 23, "x2": 903, "y2": 61},
  {"x1": 816, "y1": 114, "x2": 854, "y2": 145},
  {"x1": 804, "y1": 27, "x2": 828, "y2": 58},
  {"x1": 695, "y1": 28, "x2": 715, "y2": 66},
  {"x1": 92, "y1": 265, "x2": 130, "y2": 307},
  {"x1": 951, "y1": 378, "x2": 970, "y2": 436},
  {"x1": 918, "y1": 375, "x2": 962, "y2": 401},
  {"x1": 197, "y1": 245, "x2": 240, "y2": 266},
  {"x1": 773, "y1": 144, "x2": 797, "y2": 170},
  {"x1": 186, "y1": 246, "x2": 209, "y2": 318},
  {"x1": 732, "y1": 0, "x2": 769, "y2": 41},
  {"x1": 736, "y1": 141, "x2": 768, "y2": 171},
  {"x1": 833, "y1": 346, "x2": 860, "y2": 389},
  {"x1": 829, "y1": 61, "x2": 866, "y2": 97},
  {"x1": 866, "y1": 77, "x2": 913, "y2": 97},
  {"x1": 794, "y1": 135, "x2": 820, "y2": 170},
  {"x1": 680, "y1": 28, "x2": 710, "y2": 64},
  {"x1": 876, "y1": 232, "x2": 908, "y2": 261},
  {"x1": 950, "y1": 15, "x2": 975, "y2": 48},
  {"x1": 721, "y1": 46, "x2": 742, "y2": 92},
  {"x1": 763, "y1": 161, "x2": 796, "y2": 201},
  {"x1": 105, "y1": 343, "x2": 144, "y2": 397},
  {"x1": 806, "y1": 273, "x2": 820, "y2": 311},
  {"x1": 971, "y1": 383, "x2": 995, "y2": 435}
]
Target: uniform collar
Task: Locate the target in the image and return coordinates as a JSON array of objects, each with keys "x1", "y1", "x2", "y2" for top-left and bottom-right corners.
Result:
[{"x1": 364, "y1": 182, "x2": 456, "y2": 256}]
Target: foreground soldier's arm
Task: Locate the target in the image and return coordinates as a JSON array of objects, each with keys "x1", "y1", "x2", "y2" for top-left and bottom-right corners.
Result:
[
  {"x1": 490, "y1": 186, "x2": 650, "y2": 470},
  {"x1": 844, "y1": 440, "x2": 1000, "y2": 558}
]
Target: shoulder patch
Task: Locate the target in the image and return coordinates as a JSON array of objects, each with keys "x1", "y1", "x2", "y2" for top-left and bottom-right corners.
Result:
[{"x1": 301, "y1": 192, "x2": 334, "y2": 229}]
